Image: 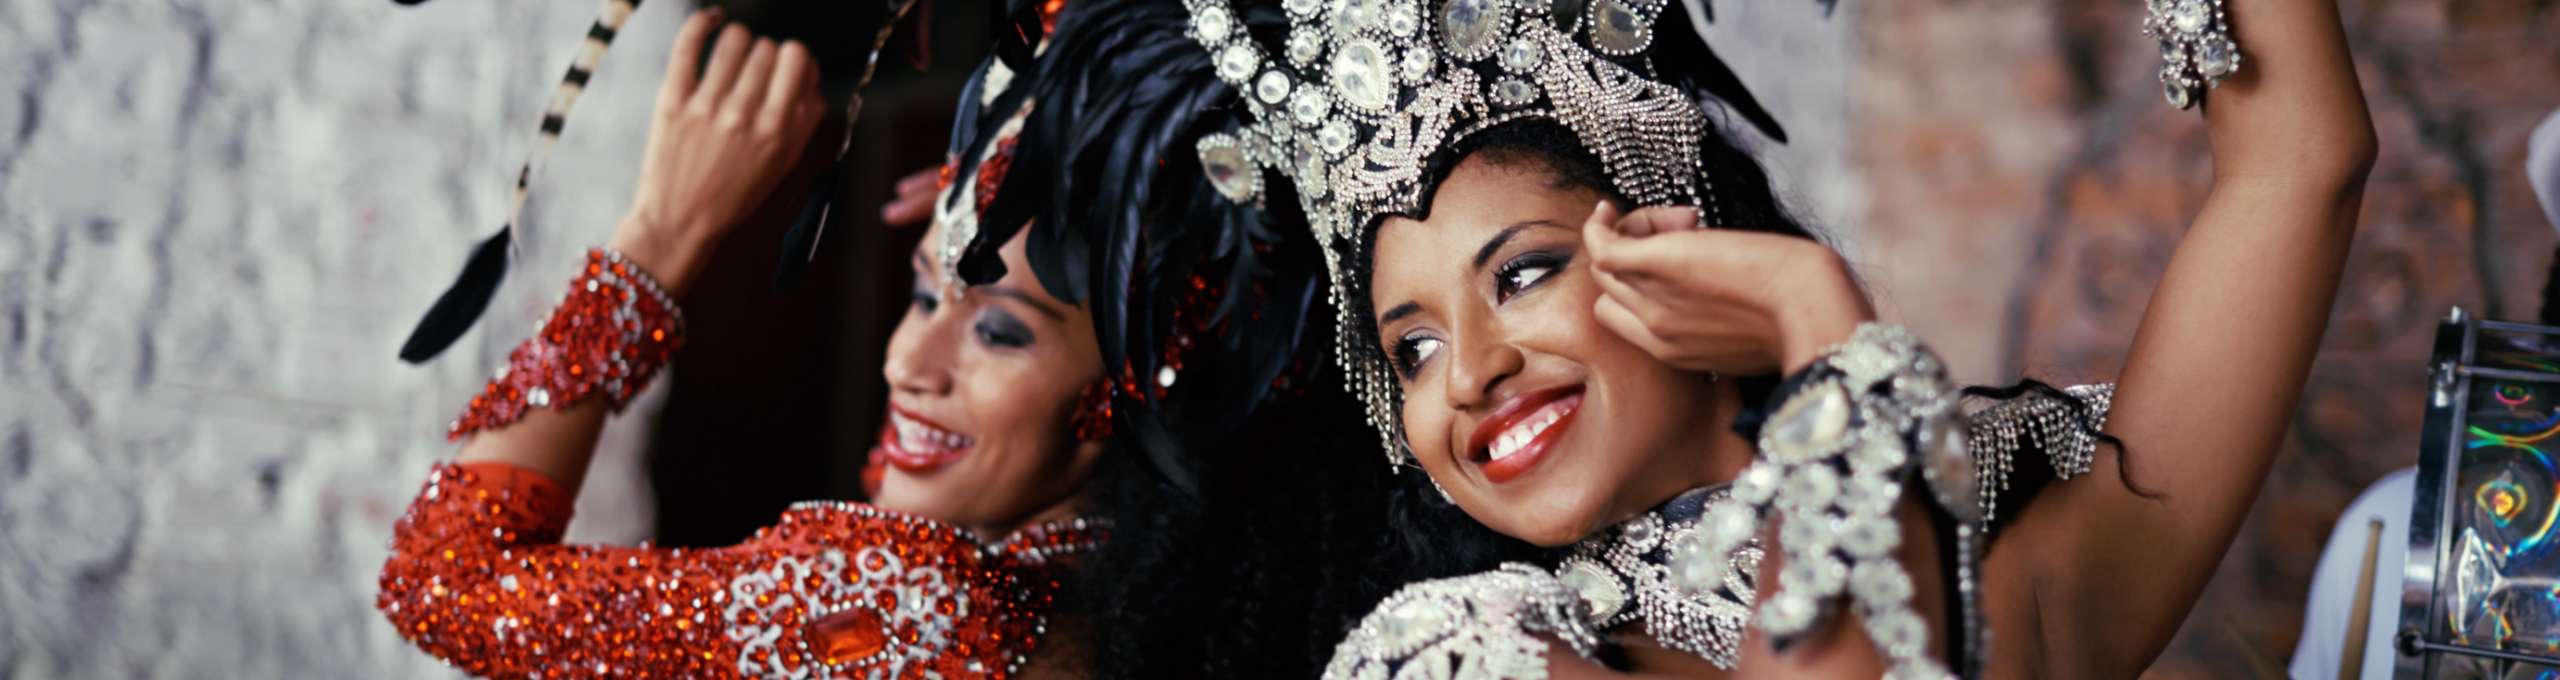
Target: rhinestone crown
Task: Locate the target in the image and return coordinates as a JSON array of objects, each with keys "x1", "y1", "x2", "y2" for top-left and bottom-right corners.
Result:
[{"x1": 1180, "y1": 0, "x2": 1738, "y2": 462}]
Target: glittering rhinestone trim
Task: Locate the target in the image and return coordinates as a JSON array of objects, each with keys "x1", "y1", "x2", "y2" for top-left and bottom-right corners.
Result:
[{"x1": 448, "y1": 248, "x2": 684, "y2": 441}]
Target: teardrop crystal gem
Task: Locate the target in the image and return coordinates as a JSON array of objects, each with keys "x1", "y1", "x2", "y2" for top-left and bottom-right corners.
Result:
[
  {"x1": 1331, "y1": 40, "x2": 1394, "y2": 110},
  {"x1": 1591, "y1": 0, "x2": 1649, "y2": 53},
  {"x1": 1441, "y1": 0, "x2": 1501, "y2": 58},
  {"x1": 1200, "y1": 143, "x2": 1256, "y2": 201}
]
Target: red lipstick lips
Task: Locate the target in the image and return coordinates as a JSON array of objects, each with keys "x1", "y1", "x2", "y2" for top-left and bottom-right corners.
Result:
[
  {"x1": 876, "y1": 404, "x2": 976, "y2": 473},
  {"x1": 1465, "y1": 385, "x2": 1583, "y2": 484}
]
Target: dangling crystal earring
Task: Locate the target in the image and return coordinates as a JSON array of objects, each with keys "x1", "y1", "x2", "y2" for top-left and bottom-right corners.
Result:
[{"x1": 1069, "y1": 381, "x2": 1115, "y2": 441}]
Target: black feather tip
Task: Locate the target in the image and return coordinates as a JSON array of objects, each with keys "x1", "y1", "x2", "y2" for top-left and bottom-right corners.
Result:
[{"x1": 398, "y1": 228, "x2": 513, "y2": 363}]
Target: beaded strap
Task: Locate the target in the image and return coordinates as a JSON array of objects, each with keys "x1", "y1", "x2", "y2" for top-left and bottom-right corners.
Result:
[
  {"x1": 1683, "y1": 323, "x2": 1967, "y2": 680},
  {"x1": 448, "y1": 248, "x2": 685, "y2": 440}
]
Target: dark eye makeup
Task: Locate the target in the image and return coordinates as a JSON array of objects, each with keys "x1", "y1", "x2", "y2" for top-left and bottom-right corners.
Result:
[
  {"x1": 1493, "y1": 251, "x2": 1569, "y2": 303},
  {"x1": 973, "y1": 308, "x2": 1035, "y2": 348}
]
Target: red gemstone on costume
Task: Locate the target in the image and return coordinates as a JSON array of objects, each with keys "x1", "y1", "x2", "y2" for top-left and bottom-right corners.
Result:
[{"x1": 805, "y1": 606, "x2": 890, "y2": 665}]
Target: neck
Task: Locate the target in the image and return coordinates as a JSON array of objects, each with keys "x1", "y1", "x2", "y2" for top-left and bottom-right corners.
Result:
[
  {"x1": 1602, "y1": 379, "x2": 1756, "y2": 537},
  {"x1": 971, "y1": 492, "x2": 1086, "y2": 542}
]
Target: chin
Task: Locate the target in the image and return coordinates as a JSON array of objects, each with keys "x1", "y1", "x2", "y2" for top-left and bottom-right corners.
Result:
[{"x1": 1473, "y1": 472, "x2": 1620, "y2": 547}]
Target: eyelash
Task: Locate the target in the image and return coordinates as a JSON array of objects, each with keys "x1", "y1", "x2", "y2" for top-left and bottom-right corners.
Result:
[
  {"x1": 1387, "y1": 252, "x2": 1568, "y2": 380},
  {"x1": 1493, "y1": 252, "x2": 1566, "y2": 303},
  {"x1": 910, "y1": 280, "x2": 1035, "y2": 349},
  {"x1": 1391, "y1": 334, "x2": 1442, "y2": 380}
]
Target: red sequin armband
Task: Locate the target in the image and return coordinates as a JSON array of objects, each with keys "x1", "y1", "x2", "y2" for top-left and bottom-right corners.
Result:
[{"x1": 448, "y1": 248, "x2": 684, "y2": 440}]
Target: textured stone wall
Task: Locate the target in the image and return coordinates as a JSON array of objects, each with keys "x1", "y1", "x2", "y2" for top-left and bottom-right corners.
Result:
[{"x1": 0, "y1": 0, "x2": 679, "y2": 675}]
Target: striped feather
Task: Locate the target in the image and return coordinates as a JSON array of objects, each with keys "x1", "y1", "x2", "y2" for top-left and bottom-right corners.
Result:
[{"x1": 400, "y1": 0, "x2": 643, "y2": 363}]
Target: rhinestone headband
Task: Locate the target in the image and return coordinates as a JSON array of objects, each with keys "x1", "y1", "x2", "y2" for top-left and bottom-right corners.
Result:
[{"x1": 1180, "y1": 0, "x2": 1756, "y2": 463}]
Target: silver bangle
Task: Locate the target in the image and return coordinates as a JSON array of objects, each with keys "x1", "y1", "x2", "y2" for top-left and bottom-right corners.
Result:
[{"x1": 2144, "y1": 0, "x2": 2243, "y2": 110}]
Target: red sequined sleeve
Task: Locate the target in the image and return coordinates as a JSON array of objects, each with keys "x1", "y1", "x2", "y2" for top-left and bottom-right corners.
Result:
[
  {"x1": 376, "y1": 462, "x2": 767, "y2": 678},
  {"x1": 377, "y1": 462, "x2": 1090, "y2": 679}
]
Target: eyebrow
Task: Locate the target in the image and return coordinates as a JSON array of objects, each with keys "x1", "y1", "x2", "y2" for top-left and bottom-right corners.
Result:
[
  {"x1": 1379, "y1": 301, "x2": 1422, "y2": 328},
  {"x1": 1375, "y1": 220, "x2": 1563, "y2": 331},
  {"x1": 1472, "y1": 220, "x2": 1556, "y2": 272},
  {"x1": 980, "y1": 286, "x2": 1069, "y2": 321}
]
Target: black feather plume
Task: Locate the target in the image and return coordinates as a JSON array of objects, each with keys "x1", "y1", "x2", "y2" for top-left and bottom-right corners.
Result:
[{"x1": 399, "y1": 229, "x2": 511, "y2": 363}]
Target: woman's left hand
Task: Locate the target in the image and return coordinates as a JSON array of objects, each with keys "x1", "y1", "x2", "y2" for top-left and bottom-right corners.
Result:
[{"x1": 1581, "y1": 202, "x2": 1876, "y2": 376}]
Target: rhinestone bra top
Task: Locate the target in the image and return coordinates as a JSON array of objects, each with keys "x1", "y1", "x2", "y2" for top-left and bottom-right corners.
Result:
[
  {"x1": 1322, "y1": 383, "x2": 2114, "y2": 679},
  {"x1": 377, "y1": 462, "x2": 1105, "y2": 680}
]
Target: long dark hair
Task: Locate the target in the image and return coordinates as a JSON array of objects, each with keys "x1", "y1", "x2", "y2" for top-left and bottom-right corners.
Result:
[{"x1": 942, "y1": 1, "x2": 1412, "y2": 675}]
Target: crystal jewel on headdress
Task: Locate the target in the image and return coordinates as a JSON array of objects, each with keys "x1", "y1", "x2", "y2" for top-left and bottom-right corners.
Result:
[{"x1": 1179, "y1": 0, "x2": 1752, "y2": 463}]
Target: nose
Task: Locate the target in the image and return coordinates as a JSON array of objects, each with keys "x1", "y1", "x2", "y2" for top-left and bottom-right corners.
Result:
[
  {"x1": 1442, "y1": 309, "x2": 1522, "y2": 413},
  {"x1": 883, "y1": 300, "x2": 960, "y2": 397}
]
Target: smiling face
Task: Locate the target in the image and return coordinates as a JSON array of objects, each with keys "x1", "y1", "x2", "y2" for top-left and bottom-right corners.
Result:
[
  {"x1": 872, "y1": 220, "x2": 1107, "y2": 536},
  {"x1": 1367, "y1": 153, "x2": 1746, "y2": 546}
]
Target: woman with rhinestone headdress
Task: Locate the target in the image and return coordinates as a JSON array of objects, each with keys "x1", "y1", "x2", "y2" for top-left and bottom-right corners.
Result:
[
  {"x1": 373, "y1": 2, "x2": 1401, "y2": 677},
  {"x1": 1175, "y1": 0, "x2": 2373, "y2": 676}
]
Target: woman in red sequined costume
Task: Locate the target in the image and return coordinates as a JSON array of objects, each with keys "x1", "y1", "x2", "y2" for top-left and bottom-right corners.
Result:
[{"x1": 375, "y1": 2, "x2": 1395, "y2": 678}]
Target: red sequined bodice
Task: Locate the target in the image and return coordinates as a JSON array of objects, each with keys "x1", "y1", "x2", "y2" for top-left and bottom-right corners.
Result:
[{"x1": 377, "y1": 463, "x2": 1104, "y2": 679}]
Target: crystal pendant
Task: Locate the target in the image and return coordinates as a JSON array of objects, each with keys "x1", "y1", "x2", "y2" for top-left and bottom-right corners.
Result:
[
  {"x1": 1760, "y1": 591, "x2": 1818, "y2": 635},
  {"x1": 1218, "y1": 44, "x2": 1259, "y2": 82},
  {"x1": 1619, "y1": 514, "x2": 1660, "y2": 551},
  {"x1": 1779, "y1": 464, "x2": 1841, "y2": 514},
  {"x1": 1199, "y1": 140, "x2": 1257, "y2": 202},
  {"x1": 1295, "y1": 142, "x2": 1330, "y2": 198},
  {"x1": 1441, "y1": 0, "x2": 1503, "y2": 59},
  {"x1": 1490, "y1": 78, "x2": 1537, "y2": 108},
  {"x1": 1732, "y1": 464, "x2": 1781, "y2": 504},
  {"x1": 1866, "y1": 610, "x2": 1929, "y2": 660},
  {"x1": 1331, "y1": 39, "x2": 1394, "y2": 110},
  {"x1": 1288, "y1": 31, "x2": 1325, "y2": 66},
  {"x1": 2199, "y1": 39, "x2": 2238, "y2": 77},
  {"x1": 1701, "y1": 499, "x2": 1759, "y2": 549},
  {"x1": 2169, "y1": 0, "x2": 2211, "y2": 34},
  {"x1": 1849, "y1": 561, "x2": 1913, "y2": 604},
  {"x1": 1339, "y1": 0, "x2": 1384, "y2": 32},
  {"x1": 1317, "y1": 119, "x2": 1356, "y2": 157},
  {"x1": 1192, "y1": 5, "x2": 1232, "y2": 44},
  {"x1": 1916, "y1": 413, "x2": 1979, "y2": 521},
  {"x1": 1778, "y1": 554, "x2": 1845, "y2": 598},
  {"x1": 1256, "y1": 70, "x2": 1294, "y2": 105},
  {"x1": 2165, "y1": 79, "x2": 2194, "y2": 109},
  {"x1": 1386, "y1": 4, "x2": 1420, "y2": 37},
  {"x1": 1377, "y1": 598, "x2": 1453, "y2": 650},
  {"x1": 1767, "y1": 381, "x2": 1853, "y2": 463},
  {"x1": 1498, "y1": 40, "x2": 1542, "y2": 72},
  {"x1": 1837, "y1": 513, "x2": 1900, "y2": 559},
  {"x1": 1399, "y1": 46, "x2": 1436, "y2": 82},
  {"x1": 1591, "y1": 0, "x2": 1650, "y2": 54},
  {"x1": 1292, "y1": 90, "x2": 1332, "y2": 125},
  {"x1": 1559, "y1": 560, "x2": 1628, "y2": 621}
]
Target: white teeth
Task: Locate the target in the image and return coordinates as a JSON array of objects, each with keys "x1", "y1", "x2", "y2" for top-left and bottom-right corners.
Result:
[
  {"x1": 891, "y1": 412, "x2": 975, "y2": 452},
  {"x1": 1485, "y1": 401, "x2": 1572, "y2": 463}
]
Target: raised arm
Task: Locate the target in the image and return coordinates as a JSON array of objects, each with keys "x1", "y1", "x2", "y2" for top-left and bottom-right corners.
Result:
[
  {"x1": 1994, "y1": 0, "x2": 2377, "y2": 673},
  {"x1": 451, "y1": 10, "x2": 823, "y2": 493}
]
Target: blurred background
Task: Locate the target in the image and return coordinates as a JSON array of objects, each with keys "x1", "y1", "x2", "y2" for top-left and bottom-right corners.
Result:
[{"x1": 0, "y1": 0, "x2": 2553, "y2": 677}]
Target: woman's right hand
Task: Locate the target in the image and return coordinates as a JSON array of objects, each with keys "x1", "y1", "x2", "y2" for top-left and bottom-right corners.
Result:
[
  {"x1": 612, "y1": 9, "x2": 828, "y2": 295},
  {"x1": 1581, "y1": 202, "x2": 1874, "y2": 377}
]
